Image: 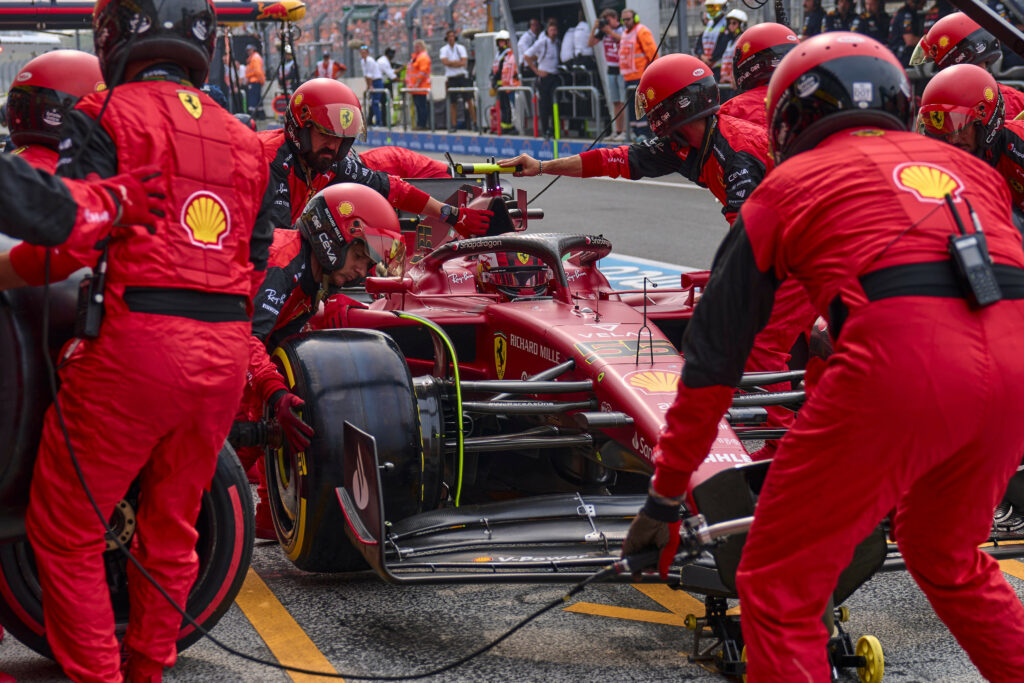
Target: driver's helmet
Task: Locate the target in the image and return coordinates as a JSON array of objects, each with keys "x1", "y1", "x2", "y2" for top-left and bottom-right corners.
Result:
[
  {"x1": 910, "y1": 13, "x2": 1000, "y2": 70},
  {"x1": 8, "y1": 50, "x2": 105, "y2": 148},
  {"x1": 295, "y1": 183, "x2": 401, "y2": 274},
  {"x1": 476, "y1": 252, "x2": 550, "y2": 300},
  {"x1": 918, "y1": 63, "x2": 1004, "y2": 160}
]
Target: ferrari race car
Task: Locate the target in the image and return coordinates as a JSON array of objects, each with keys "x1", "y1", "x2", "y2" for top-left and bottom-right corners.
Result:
[{"x1": 254, "y1": 165, "x2": 905, "y2": 680}]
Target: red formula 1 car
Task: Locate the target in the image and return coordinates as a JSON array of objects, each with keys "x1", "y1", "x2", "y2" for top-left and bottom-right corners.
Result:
[{"x1": 257, "y1": 165, "x2": 899, "y2": 680}]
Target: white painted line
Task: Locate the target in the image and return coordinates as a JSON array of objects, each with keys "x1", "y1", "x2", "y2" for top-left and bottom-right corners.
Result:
[
  {"x1": 603, "y1": 253, "x2": 702, "y2": 273},
  {"x1": 593, "y1": 176, "x2": 703, "y2": 190}
]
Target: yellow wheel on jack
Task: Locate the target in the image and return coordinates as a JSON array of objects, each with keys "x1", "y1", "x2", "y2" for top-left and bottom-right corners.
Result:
[
  {"x1": 741, "y1": 644, "x2": 748, "y2": 683},
  {"x1": 684, "y1": 614, "x2": 698, "y2": 630},
  {"x1": 837, "y1": 605, "x2": 850, "y2": 622},
  {"x1": 856, "y1": 635, "x2": 884, "y2": 683}
]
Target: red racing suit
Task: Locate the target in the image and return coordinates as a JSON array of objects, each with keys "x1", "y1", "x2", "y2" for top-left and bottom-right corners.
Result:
[
  {"x1": 20, "y1": 71, "x2": 274, "y2": 683},
  {"x1": 987, "y1": 119, "x2": 1024, "y2": 223},
  {"x1": 11, "y1": 143, "x2": 58, "y2": 172},
  {"x1": 260, "y1": 128, "x2": 433, "y2": 227},
  {"x1": 1000, "y1": 83, "x2": 1024, "y2": 121},
  {"x1": 578, "y1": 115, "x2": 818, "y2": 449},
  {"x1": 358, "y1": 145, "x2": 451, "y2": 178},
  {"x1": 651, "y1": 128, "x2": 1024, "y2": 682},
  {"x1": 718, "y1": 84, "x2": 769, "y2": 128}
]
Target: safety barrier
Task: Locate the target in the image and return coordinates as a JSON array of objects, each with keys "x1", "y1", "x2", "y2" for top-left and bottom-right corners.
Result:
[
  {"x1": 496, "y1": 85, "x2": 535, "y2": 136},
  {"x1": 554, "y1": 85, "x2": 602, "y2": 139},
  {"x1": 400, "y1": 87, "x2": 435, "y2": 132},
  {"x1": 363, "y1": 87, "x2": 393, "y2": 132},
  {"x1": 445, "y1": 85, "x2": 479, "y2": 133}
]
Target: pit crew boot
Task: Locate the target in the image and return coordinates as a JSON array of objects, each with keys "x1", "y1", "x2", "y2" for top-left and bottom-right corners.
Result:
[{"x1": 122, "y1": 648, "x2": 164, "y2": 682}]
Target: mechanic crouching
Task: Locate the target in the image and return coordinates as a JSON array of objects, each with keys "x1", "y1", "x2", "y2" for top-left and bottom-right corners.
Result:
[
  {"x1": 500, "y1": 53, "x2": 817, "y2": 457},
  {"x1": 623, "y1": 32, "x2": 1024, "y2": 682},
  {"x1": 237, "y1": 183, "x2": 402, "y2": 538}
]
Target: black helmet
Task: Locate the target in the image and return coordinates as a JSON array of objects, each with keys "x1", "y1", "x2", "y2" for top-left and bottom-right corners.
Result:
[
  {"x1": 767, "y1": 32, "x2": 914, "y2": 162},
  {"x1": 93, "y1": 0, "x2": 216, "y2": 86}
]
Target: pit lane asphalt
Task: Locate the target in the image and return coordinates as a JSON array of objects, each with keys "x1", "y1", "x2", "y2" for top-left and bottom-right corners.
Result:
[{"x1": 3, "y1": 152, "x2": 1018, "y2": 681}]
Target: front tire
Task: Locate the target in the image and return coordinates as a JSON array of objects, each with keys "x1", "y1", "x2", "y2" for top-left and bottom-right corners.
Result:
[{"x1": 0, "y1": 443, "x2": 253, "y2": 657}]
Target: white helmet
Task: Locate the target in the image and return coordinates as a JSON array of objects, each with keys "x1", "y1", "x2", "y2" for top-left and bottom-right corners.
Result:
[
  {"x1": 494, "y1": 30, "x2": 510, "y2": 41},
  {"x1": 725, "y1": 8, "x2": 748, "y2": 22}
]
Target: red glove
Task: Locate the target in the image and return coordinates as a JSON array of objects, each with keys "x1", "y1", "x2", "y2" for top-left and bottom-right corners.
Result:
[
  {"x1": 444, "y1": 205, "x2": 493, "y2": 237},
  {"x1": 98, "y1": 167, "x2": 167, "y2": 233},
  {"x1": 271, "y1": 390, "x2": 314, "y2": 452}
]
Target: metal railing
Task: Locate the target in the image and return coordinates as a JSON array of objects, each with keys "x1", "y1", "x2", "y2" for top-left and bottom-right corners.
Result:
[
  {"x1": 400, "y1": 87, "x2": 435, "y2": 131},
  {"x1": 497, "y1": 85, "x2": 535, "y2": 136},
  {"x1": 445, "y1": 85, "x2": 479, "y2": 133},
  {"x1": 554, "y1": 85, "x2": 602, "y2": 140},
  {"x1": 363, "y1": 87, "x2": 393, "y2": 132}
]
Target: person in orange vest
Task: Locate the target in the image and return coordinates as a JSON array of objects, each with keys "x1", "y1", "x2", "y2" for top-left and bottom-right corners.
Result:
[
  {"x1": 619, "y1": 8, "x2": 658, "y2": 139},
  {"x1": 245, "y1": 43, "x2": 266, "y2": 119},
  {"x1": 406, "y1": 39, "x2": 432, "y2": 129},
  {"x1": 491, "y1": 30, "x2": 521, "y2": 133},
  {"x1": 315, "y1": 51, "x2": 347, "y2": 80}
]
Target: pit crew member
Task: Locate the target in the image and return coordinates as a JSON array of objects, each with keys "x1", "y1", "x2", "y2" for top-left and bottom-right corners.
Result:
[
  {"x1": 262, "y1": 78, "x2": 490, "y2": 236},
  {"x1": 236, "y1": 183, "x2": 401, "y2": 538},
  {"x1": 718, "y1": 22, "x2": 799, "y2": 127},
  {"x1": 357, "y1": 145, "x2": 452, "y2": 178},
  {"x1": 500, "y1": 53, "x2": 817, "y2": 456},
  {"x1": 5, "y1": 0, "x2": 276, "y2": 679},
  {"x1": 623, "y1": 32, "x2": 1024, "y2": 682},
  {"x1": 910, "y1": 12, "x2": 1024, "y2": 119}
]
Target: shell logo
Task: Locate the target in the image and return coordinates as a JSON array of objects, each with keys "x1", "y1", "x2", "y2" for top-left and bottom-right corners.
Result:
[
  {"x1": 337, "y1": 200, "x2": 354, "y2": 216},
  {"x1": 984, "y1": 86, "x2": 995, "y2": 102},
  {"x1": 938, "y1": 35, "x2": 949, "y2": 48},
  {"x1": 181, "y1": 191, "x2": 231, "y2": 249},
  {"x1": 95, "y1": 82, "x2": 107, "y2": 92},
  {"x1": 741, "y1": 41, "x2": 751, "y2": 54},
  {"x1": 293, "y1": 93, "x2": 303, "y2": 107},
  {"x1": 893, "y1": 163, "x2": 963, "y2": 203},
  {"x1": 645, "y1": 87, "x2": 656, "y2": 102},
  {"x1": 627, "y1": 370, "x2": 681, "y2": 395}
]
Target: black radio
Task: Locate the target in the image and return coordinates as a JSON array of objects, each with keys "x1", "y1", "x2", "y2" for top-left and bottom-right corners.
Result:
[
  {"x1": 74, "y1": 247, "x2": 109, "y2": 339},
  {"x1": 945, "y1": 195, "x2": 1002, "y2": 309}
]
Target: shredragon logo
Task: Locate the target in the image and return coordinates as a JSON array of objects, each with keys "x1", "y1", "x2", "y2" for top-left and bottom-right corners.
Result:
[{"x1": 181, "y1": 191, "x2": 230, "y2": 249}]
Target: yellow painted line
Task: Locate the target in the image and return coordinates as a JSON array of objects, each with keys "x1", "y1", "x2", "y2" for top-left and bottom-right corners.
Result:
[
  {"x1": 999, "y1": 559, "x2": 1024, "y2": 581},
  {"x1": 633, "y1": 584, "x2": 706, "y2": 617},
  {"x1": 564, "y1": 601, "x2": 689, "y2": 626},
  {"x1": 234, "y1": 568, "x2": 342, "y2": 682}
]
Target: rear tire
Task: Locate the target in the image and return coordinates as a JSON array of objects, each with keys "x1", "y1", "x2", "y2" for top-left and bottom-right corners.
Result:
[
  {"x1": 0, "y1": 443, "x2": 253, "y2": 657},
  {"x1": 266, "y1": 329, "x2": 422, "y2": 573}
]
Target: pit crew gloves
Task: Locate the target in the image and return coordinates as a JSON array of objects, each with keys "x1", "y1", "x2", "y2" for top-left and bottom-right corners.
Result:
[
  {"x1": 446, "y1": 205, "x2": 494, "y2": 237},
  {"x1": 98, "y1": 168, "x2": 167, "y2": 234},
  {"x1": 621, "y1": 491, "x2": 684, "y2": 579},
  {"x1": 270, "y1": 390, "x2": 314, "y2": 452}
]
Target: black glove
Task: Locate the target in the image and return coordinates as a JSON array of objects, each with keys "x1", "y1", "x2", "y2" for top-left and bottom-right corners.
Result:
[{"x1": 621, "y1": 494, "x2": 683, "y2": 579}]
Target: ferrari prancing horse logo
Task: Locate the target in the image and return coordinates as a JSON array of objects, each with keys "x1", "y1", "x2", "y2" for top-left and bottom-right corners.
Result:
[
  {"x1": 177, "y1": 90, "x2": 203, "y2": 119},
  {"x1": 494, "y1": 333, "x2": 507, "y2": 380},
  {"x1": 339, "y1": 106, "x2": 355, "y2": 129}
]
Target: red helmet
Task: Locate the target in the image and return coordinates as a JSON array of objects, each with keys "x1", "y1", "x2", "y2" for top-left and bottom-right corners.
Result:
[
  {"x1": 476, "y1": 252, "x2": 551, "y2": 300},
  {"x1": 635, "y1": 54, "x2": 719, "y2": 140},
  {"x1": 766, "y1": 32, "x2": 914, "y2": 163},
  {"x1": 285, "y1": 78, "x2": 364, "y2": 169},
  {"x1": 918, "y1": 64, "x2": 1004, "y2": 160},
  {"x1": 733, "y1": 23, "x2": 799, "y2": 92},
  {"x1": 93, "y1": 0, "x2": 216, "y2": 86},
  {"x1": 7, "y1": 50, "x2": 105, "y2": 148},
  {"x1": 911, "y1": 13, "x2": 1000, "y2": 70},
  {"x1": 295, "y1": 183, "x2": 400, "y2": 274}
]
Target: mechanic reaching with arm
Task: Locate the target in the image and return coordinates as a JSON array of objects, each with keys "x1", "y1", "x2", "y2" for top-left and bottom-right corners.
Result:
[
  {"x1": 718, "y1": 22, "x2": 799, "y2": 128},
  {"x1": 910, "y1": 12, "x2": 1024, "y2": 119},
  {"x1": 623, "y1": 32, "x2": 1024, "y2": 683},
  {"x1": 235, "y1": 183, "x2": 401, "y2": 539},
  {"x1": 500, "y1": 53, "x2": 818, "y2": 457},
  {"x1": 261, "y1": 78, "x2": 491, "y2": 236},
  {"x1": 0, "y1": 0, "x2": 277, "y2": 680}
]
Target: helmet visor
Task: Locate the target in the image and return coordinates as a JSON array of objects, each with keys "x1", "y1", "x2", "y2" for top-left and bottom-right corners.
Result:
[
  {"x1": 917, "y1": 104, "x2": 980, "y2": 137},
  {"x1": 908, "y1": 38, "x2": 929, "y2": 67},
  {"x1": 308, "y1": 102, "x2": 363, "y2": 138}
]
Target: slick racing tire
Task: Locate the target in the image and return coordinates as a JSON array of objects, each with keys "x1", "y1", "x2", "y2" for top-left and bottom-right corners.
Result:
[
  {"x1": 0, "y1": 444, "x2": 254, "y2": 658},
  {"x1": 267, "y1": 329, "x2": 422, "y2": 573}
]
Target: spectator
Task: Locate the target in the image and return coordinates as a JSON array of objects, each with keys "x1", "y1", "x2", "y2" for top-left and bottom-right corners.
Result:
[
  {"x1": 619, "y1": 9, "x2": 658, "y2": 138},
  {"x1": 407, "y1": 39, "x2": 432, "y2": 129},
  {"x1": 801, "y1": 0, "x2": 827, "y2": 38},
  {"x1": 588, "y1": 8, "x2": 626, "y2": 139},
  {"x1": 315, "y1": 51, "x2": 346, "y2": 80},
  {"x1": 524, "y1": 19, "x2": 561, "y2": 138},
  {"x1": 718, "y1": 9, "x2": 748, "y2": 88},
  {"x1": 698, "y1": 0, "x2": 729, "y2": 73},
  {"x1": 889, "y1": 0, "x2": 926, "y2": 66},
  {"x1": 923, "y1": 0, "x2": 955, "y2": 33},
  {"x1": 278, "y1": 44, "x2": 298, "y2": 93},
  {"x1": 360, "y1": 44, "x2": 384, "y2": 126},
  {"x1": 519, "y1": 18, "x2": 542, "y2": 67},
  {"x1": 573, "y1": 10, "x2": 595, "y2": 69},
  {"x1": 378, "y1": 47, "x2": 398, "y2": 94},
  {"x1": 245, "y1": 44, "x2": 266, "y2": 119},
  {"x1": 851, "y1": 0, "x2": 890, "y2": 42},
  {"x1": 491, "y1": 30, "x2": 520, "y2": 133},
  {"x1": 441, "y1": 29, "x2": 476, "y2": 132},
  {"x1": 826, "y1": 0, "x2": 858, "y2": 30},
  {"x1": 560, "y1": 21, "x2": 577, "y2": 64}
]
